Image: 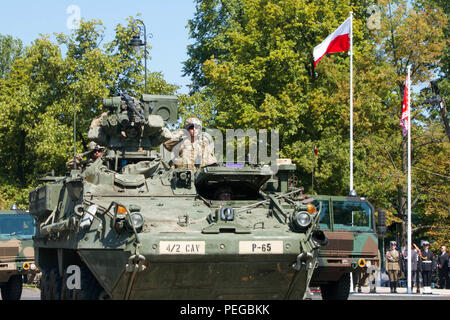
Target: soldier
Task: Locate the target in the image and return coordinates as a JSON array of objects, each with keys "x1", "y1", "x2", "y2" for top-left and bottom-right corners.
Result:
[
  {"x1": 65, "y1": 142, "x2": 105, "y2": 170},
  {"x1": 87, "y1": 142, "x2": 105, "y2": 161},
  {"x1": 419, "y1": 241, "x2": 434, "y2": 294},
  {"x1": 386, "y1": 241, "x2": 400, "y2": 293},
  {"x1": 213, "y1": 186, "x2": 233, "y2": 201},
  {"x1": 163, "y1": 117, "x2": 217, "y2": 170}
]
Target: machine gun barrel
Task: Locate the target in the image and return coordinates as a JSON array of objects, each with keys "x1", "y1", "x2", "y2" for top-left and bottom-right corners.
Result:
[{"x1": 121, "y1": 93, "x2": 146, "y2": 121}]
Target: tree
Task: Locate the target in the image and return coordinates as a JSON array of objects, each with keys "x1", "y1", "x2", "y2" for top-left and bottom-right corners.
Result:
[
  {"x1": 372, "y1": 0, "x2": 447, "y2": 246},
  {"x1": 0, "y1": 34, "x2": 23, "y2": 79},
  {"x1": 0, "y1": 18, "x2": 177, "y2": 209},
  {"x1": 184, "y1": 0, "x2": 448, "y2": 248}
]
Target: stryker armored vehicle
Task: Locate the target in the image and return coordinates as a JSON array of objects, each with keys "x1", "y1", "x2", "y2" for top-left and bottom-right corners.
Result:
[
  {"x1": 29, "y1": 93, "x2": 327, "y2": 300},
  {"x1": 0, "y1": 205, "x2": 39, "y2": 300},
  {"x1": 309, "y1": 195, "x2": 386, "y2": 300}
]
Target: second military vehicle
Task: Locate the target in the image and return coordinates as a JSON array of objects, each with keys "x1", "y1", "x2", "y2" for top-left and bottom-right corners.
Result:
[
  {"x1": 0, "y1": 205, "x2": 39, "y2": 300},
  {"x1": 309, "y1": 195, "x2": 386, "y2": 300},
  {"x1": 29, "y1": 94, "x2": 327, "y2": 300}
]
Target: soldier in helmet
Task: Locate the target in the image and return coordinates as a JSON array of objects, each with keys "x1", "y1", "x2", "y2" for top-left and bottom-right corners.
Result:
[
  {"x1": 163, "y1": 117, "x2": 217, "y2": 170},
  {"x1": 87, "y1": 142, "x2": 105, "y2": 161},
  {"x1": 65, "y1": 142, "x2": 105, "y2": 170},
  {"x1": 386, "y1": 240, "x2": 400, "y2": 293}
]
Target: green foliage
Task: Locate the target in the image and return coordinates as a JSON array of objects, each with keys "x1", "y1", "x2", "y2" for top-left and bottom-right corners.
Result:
[
  {"x1": 184, "y1": 0, "x2": 448, "y2": 247},
  {"x1": 0, "y1": 35, "x2": 24, "y2": 79},
  {"x1": 0, "y1": 18, "x2": 177, "y2": 209}
]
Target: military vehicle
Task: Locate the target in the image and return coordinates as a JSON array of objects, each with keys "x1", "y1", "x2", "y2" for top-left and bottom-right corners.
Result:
[
  {"x1": 0, "y1": 205, "x2": 39, "y2": 300},
  {"x1": 308, "y1": 195, "x2": 386, "y2": 300},
  {"x1": 29, "y1": 93, "x2": 327, "y2": 300}
]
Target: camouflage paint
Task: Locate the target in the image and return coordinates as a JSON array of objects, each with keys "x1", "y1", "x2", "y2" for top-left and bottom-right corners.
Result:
[
  {"x1": 0, "y1": 210, "x2": 39, "y2": 284},
  {"x1": 309, "y1": 195, "x2": 380, "y2": 285}
]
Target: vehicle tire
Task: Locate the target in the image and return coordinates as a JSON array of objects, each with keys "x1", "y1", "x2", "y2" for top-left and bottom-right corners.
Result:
[
  {"x1": 49, "y1": 268, "x2": 62, "y2": 300},
  {"x1": 40, "y1": 269, "x2": 50, "y2": 300},
  {"x1": 73, "y1": 266, "x2": 103, "y2": 300},
  {"x1": 61, "y1": 266, "x2": 74, "y2": 300},
  {"x1": 1, "y1": 275, "x2": 23, "y2": 300},
  {"x1": 320, "y1": 273, "x2": 350, "y2": 300}
]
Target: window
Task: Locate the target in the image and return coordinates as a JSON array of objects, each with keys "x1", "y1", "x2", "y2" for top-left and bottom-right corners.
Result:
[
  {"x1": 0, "y1": 214, "x2": 35, "y2": 239},
  {"x1": 314, "y1": 200, "x2": 331, "y2": 230},
  {"x1": 332, "y1": 201, "x2": 373, "y2": 231}
]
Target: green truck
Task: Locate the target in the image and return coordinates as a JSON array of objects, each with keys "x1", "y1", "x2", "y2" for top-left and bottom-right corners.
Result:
[
  {"x1": 0, "y1": 206, "x2": 39, "y2": 300},
  {"x1": 309, "y1": 195, "x2": 386, "y2": 300}
]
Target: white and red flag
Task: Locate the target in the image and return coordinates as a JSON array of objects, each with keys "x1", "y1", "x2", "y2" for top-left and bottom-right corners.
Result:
[
  {"x1": 400, "y1": 72, "x2": 410, "y2": 137},
  {"x1": 313, "y1": 17, "x2": 351, "y2": 68}
]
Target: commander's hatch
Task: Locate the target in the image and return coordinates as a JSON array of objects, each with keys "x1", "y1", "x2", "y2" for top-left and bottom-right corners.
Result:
[{"x1": 195, "y1": 164, "x2": 273, "y2": 200}]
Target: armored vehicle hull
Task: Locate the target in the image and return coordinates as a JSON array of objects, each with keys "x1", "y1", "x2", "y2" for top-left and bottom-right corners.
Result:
[
  {"x1": 32, "y1": 168, "x2": 325, "y2": 300},
  {"x1": 30, "y1": 94, "x2": 326, "y2": 300}
]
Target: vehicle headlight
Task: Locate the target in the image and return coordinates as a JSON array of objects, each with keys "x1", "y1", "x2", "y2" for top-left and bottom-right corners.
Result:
[
  {"x1": 295, "y1": 211, "x2": 311, "y2": 228},
  {"x1": 130, "y1": 212, "x2": 144, "y2": 230}
]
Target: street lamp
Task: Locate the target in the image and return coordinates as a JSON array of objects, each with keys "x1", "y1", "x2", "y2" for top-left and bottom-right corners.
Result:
[{"x1": 128, "y1": 19, "x2": 147, "y2": 94}]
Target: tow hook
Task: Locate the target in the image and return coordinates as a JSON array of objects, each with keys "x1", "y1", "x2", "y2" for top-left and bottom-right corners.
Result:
[
  {"x1": 124, "y1": 254, "x2": 147, "y2": 300},
  {"x1": 292, "y1": 252, "x2": 314, "y2": 271},
  {"x1": 125, "y1": 254, "x2": 146, "y2": 272}
]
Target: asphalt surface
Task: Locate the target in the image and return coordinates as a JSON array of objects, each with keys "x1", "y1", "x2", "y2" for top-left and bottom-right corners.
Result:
[
  {"x1": 3, "y1": 286, "x2": 449, "y2": 300},
  {"x1": 309, "y1": 286, "x2": 450, "y2": 300}
]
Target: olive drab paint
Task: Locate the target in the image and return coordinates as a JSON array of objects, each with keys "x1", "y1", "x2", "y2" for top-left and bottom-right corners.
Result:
[{"x1": 29, "y1": 94, "x2": 328, "y2": 300}]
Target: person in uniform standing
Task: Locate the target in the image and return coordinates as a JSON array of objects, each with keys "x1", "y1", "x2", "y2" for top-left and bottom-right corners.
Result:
[
  {"x1": 437, "y1": 245, "x2": 449, "y2": 289},
  {"x1": 404, "y1": 243, "x2": 421, "y2": 293},
  {"x1": 386, "y1": 241, "x2": 400, "y2": 293},
  {"x1": 419, "y1": 241, "x2": 434, "y2": 294},
  {"x1": 163, "y1": 117, "x2": 217, "y2": 170}
]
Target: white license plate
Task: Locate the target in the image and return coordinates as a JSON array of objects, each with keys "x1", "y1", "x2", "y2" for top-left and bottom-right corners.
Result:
[
  {"x1": 159, "y1": 241, "x2": 205, "y2": 255},
  {"x1": 239, "y1": 241, "x2": 283, "y2": 254}
]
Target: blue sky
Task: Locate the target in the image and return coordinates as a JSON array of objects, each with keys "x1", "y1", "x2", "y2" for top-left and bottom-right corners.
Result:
[{"x1": 0, "y1": 0, "x2": 196, "y2": 94}]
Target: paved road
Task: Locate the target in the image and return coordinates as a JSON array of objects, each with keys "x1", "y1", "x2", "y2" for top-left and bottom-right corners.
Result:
[
  {"x1": 20, "y1": 287, "x2": 41, "y2": 300},
  {"x1": 4, "y1": 287, "x2": 450, "y2": 300},
  {"x1": 0, "y1": 287, "x2": 40, "y2": 300},
  {"x1": 309, "y1": 287, "x2": 450, "y2": 300}
]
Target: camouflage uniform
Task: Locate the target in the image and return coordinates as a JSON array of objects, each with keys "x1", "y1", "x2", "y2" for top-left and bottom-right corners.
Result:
[
  {"x1": 163, "y1": 117, "x2": 217, "y2": 170},
  {"x1": 65, "y1": 142, "x2": 104, "y2": 170}
]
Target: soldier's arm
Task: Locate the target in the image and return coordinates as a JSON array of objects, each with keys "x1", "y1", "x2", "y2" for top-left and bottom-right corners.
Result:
[{"x1": 163, "y1": 129, "x2": 186, "y2": 152}]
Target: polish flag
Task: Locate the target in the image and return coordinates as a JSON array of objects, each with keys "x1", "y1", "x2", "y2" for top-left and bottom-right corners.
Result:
[
  {"x1": 313, "y1": 17, "x2": 351, "y2": 68},
  {"x1": 400, "y1": 72, "x2": 410, "y2": 137}
]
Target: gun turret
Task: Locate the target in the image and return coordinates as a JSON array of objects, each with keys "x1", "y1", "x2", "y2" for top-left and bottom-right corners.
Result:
[{"x1": 88, "y1": 94, "x2": 178, "y2": 152}]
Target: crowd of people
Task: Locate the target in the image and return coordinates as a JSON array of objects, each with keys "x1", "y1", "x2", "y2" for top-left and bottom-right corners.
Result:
[{"x1": 385, "y1": 241, "x2": 449, "y2": 293}]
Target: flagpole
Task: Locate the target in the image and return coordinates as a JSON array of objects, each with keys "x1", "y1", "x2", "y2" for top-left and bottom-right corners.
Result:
[
  {"x1": 349, "y1": 11, "x2": 354, "y2": 193},
  {"x1": 407, "y1": 65, "x2": 412, "y2": 294}
]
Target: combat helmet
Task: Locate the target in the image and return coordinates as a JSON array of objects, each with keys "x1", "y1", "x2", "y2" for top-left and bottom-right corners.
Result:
[
  {"x1": 184, "y1": 117, "x2": 202, "y2": 130},
  {"x1": 87, "y1": 141, "x2": 104, "y2": 151}
]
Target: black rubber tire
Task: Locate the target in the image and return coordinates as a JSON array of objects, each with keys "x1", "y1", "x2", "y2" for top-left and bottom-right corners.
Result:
[
  {"x1": 49, "y1": 268, "x2": 62, "y2": 300},
  {"x1": 320, "y1": 273, "x2": 350, "y2": 300},
  {"x1": 40, "y1": 269, "x2": 50, "y2": 300},
  {"x1": 72, "y1": 266, "x2": 103, "y2": 300},
  {"x1": 1, "y1": 275, "x2": 23, "y2": 300},
  {"x1": 61, "y1": 266, "x2": 74, "y2": 300}
]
